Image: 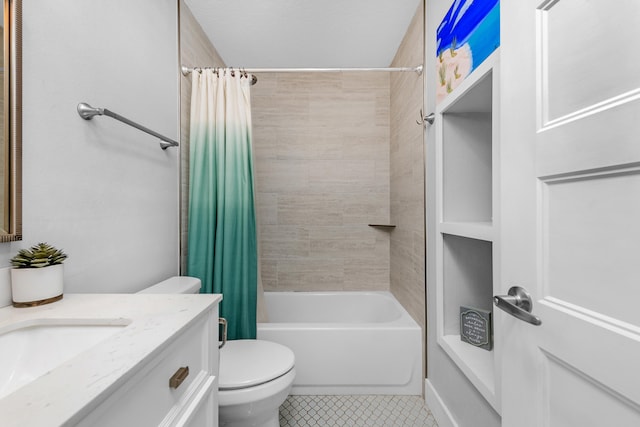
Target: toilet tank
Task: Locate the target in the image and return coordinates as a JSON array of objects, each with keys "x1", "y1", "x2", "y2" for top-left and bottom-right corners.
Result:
[{"x1": 137, "y1": 276, "x2": 201, "y2": 294}]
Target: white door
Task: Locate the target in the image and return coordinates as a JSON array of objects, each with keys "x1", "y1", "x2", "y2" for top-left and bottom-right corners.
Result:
[{"x1": 499, "y1": 0, "x2": 640, "y2": 426}]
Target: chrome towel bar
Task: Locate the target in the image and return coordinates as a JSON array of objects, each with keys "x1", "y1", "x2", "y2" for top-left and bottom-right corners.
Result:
[{"x1": 77, "y1": 102, "x2": 179, "y2": 150}]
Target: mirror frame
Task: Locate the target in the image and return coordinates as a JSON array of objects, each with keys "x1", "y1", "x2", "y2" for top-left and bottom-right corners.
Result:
[{"x1": 0, "y1": 0, "x2": 21, "y2": 242}]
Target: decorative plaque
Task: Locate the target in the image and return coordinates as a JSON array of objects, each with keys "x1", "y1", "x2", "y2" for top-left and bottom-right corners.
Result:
[{"x1": 460, "y1": 306, "x2": 493, "y2": 351}]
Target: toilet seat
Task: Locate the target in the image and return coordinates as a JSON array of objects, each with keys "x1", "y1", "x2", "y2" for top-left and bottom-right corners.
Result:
[{"x1": 219, "y1": 340, "x2": 295, "y2": 390}]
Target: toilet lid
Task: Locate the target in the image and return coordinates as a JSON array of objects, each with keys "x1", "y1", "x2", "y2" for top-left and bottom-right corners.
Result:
[{"x1": 219, "y1": 340, "x2": 295, "y2": 390}]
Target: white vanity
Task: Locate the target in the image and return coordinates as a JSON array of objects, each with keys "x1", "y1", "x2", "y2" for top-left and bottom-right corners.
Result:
[{"x1": 0, "y1": 293, "x2": 221, "y2": 426}]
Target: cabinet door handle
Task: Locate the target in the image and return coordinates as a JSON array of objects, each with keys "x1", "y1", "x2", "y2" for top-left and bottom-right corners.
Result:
[{"x1": 169, "y1": 366, "x2": 189, "y2": 389}]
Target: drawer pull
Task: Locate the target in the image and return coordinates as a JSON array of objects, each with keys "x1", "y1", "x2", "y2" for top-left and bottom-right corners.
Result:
[{"x1": 169, "y1": 366, "x2": 189, "y2": 389}]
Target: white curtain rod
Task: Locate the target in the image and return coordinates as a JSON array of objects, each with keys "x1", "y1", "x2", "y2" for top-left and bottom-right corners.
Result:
[{"x1": 181, "y1": 65, "x2": 423, "y2": 77}]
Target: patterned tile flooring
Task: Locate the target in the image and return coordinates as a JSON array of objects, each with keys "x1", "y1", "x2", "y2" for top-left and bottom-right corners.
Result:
[{"x1": 279, "y1": 395, "x2": 440, "y2": 427}]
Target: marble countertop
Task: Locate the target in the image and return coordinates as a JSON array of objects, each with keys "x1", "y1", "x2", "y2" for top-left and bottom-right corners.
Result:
[{"x1": 0, "y1": 293, "x2": 222, "y2": 426}]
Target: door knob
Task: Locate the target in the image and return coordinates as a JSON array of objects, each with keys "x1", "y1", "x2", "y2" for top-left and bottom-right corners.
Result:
[{"x1": 494, "y1": 286, "x2": 542, "y2": 325}]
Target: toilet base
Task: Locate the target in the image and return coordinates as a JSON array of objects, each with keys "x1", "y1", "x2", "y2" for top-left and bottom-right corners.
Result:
[
  {"x1": 263, "y1": 414, "x2": 280, "y2": 427},
  {"x1": 219, "y1": 410, "x2": 279, "y2": 427},
  {"x1": 218, "y1": 369, "x2": 295, "y2": 427}
]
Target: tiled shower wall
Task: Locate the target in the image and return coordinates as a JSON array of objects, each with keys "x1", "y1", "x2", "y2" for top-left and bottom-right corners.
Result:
[
  {"x1": 251, "y1": 73, "x2": 391, "y2": 291},
  {"x1": 390, "y1": 4, "x2": 426, "y2": 338},
  {"x1": 179, "y1": 0, "x2": 226, "y2": 272}
]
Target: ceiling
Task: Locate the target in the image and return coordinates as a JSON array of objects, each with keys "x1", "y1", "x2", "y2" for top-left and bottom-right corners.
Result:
[{"x1": 184, "y1": 0, "x2": 422, "y2": 68}]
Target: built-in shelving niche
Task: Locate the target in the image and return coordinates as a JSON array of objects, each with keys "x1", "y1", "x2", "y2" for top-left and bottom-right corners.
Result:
[
  {"x1": 442, "y1": 83, "x2": 492, "y2": 223},
  {"x1": 443, "y1": 235, "x2": 493, "y2": 335},
  {"x1": 435, "y1": 51, "x2": 500, "y2": 412},
  {"x1": 441, "y1": 234, "x2": 495, "y2": 399}
]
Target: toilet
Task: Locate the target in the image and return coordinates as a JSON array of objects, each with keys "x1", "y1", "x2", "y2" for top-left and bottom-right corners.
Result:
[{"x1": 139, "y1": 276, "x2": 296, "y2": 427}]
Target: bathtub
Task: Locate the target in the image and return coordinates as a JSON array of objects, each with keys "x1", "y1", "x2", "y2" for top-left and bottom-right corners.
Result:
[{"x1": 257, "y1": 291, "x2": 422, "y2": 395}]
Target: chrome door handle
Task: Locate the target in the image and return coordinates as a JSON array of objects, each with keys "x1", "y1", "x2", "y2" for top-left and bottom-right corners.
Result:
[{"x1": 494, "y1": 286, "x2": 542, "y2": 326}]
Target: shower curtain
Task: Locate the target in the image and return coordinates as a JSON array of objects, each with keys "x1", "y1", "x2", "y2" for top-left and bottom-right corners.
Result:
[{"x1": 187, "y1": 68, "x2": 257, "y2": 340}]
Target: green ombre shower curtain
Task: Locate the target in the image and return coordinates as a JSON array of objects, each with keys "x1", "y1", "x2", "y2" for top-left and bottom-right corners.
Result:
[{"x1": 187, "y1": 69, "x2": 257, "y2": 340}]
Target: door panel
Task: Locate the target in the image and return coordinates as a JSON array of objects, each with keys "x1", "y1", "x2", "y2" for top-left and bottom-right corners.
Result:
[
  {"x1": 541, "y1": 0, "x2": 640, "y2": 122},
  {"x1": 501, "y1": 0, "x2": 640, "y2": 425},
  {"x1": 537, "y1": 104, "x2": 640, "y2": 178},
  {"x1": 537, "y1": 0, "x2": 640, "y2": 178},
  {"x1": 542, "y1": 171, "x2": 640, "y2": 326},
  {"x1": 544, "y1": 353, "x2": 640, "y2": 427},
  {"x1": 537, "y1": 300, "x2": 640, "y2": 406}
]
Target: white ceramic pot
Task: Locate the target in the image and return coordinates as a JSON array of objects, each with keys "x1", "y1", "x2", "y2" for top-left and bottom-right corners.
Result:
[{"x1": 11, "y1": 264, "x2": 64, "y2": 307}]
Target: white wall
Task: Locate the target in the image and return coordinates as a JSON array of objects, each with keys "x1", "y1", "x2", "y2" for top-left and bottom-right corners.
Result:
[
  {"x1": 0, "y1": 0, "x2": 180, "y2": 303},
  {"x1": 425, "y1": 1, "x2": 501, "y2": 426}
]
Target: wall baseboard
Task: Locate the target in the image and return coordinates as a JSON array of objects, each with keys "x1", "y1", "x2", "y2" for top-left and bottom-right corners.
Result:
[{"x1": 425, "y1": 379, "x2": 458, "y2": 427}]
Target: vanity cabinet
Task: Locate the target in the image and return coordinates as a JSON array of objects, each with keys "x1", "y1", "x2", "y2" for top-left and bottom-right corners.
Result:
[{"x1": 75, "y1": 306, "x2": 219, "y2": 427}]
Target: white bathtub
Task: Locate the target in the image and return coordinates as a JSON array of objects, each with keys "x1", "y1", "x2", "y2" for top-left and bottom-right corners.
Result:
[{"x1": 257, "y1": 291, "x2": 422, "y2": 395}]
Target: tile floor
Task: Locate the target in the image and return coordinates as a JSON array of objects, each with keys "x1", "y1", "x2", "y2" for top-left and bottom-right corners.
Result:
[{"x1": 279, "y1": 395, "x2": 440, "y2": 427}]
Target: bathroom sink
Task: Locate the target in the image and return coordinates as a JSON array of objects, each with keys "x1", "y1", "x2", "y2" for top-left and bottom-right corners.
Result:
[{"x1": 0, "y1": 320, "x2": 129, "y2": 399}]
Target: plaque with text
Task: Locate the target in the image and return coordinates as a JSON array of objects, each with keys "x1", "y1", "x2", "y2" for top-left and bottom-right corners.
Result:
[{"x1": 460, "y1": 306, "x2": 493, "y2": 351}]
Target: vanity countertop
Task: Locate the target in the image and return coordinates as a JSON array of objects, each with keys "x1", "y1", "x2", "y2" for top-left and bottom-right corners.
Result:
[{"x1": 0, "y1": 293, "x2": 222, "y2": 426}]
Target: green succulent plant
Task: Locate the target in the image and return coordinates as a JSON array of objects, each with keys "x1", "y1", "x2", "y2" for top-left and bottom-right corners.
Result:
[{"x1": 11, "y1": 242, "x2": 68, "y2": 268}]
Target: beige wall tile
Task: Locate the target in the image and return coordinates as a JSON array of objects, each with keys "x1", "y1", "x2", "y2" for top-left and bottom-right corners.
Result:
[
  {"x1": 256, "y1": 192, "x2": 278, "y2": 225},
  {"x1": 254, "y1": 160, "x2": 310, "y2": 193},
  {"x1": 252, "y1": 72, "x2": 391, "y2": 291},
  {"x1": 260, "y1": 259, "x2": 278, "y2": 289},
  {"x1": 277, "y1": 258, "x2": 345, "y2": 291},
  {"x1": 344, "y1": 258, "x2": 390, "y2": 291},
  {"x1": 260, "y1": 225, "x2": 310, "y2": 259},
  {"x1": 308, "y1": 226, "x2": 377, "y2": 257},
  {"x1": 277, "y1": 192, "x2": 344, "y2": 226}
]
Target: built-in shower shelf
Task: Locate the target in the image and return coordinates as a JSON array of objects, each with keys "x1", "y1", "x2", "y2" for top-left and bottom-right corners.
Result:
[{"x1": 368, "y1": 224, "x2": 396, "y2": 229}]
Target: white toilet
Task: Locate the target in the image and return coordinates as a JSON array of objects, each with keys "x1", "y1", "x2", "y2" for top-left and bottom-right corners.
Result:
[{"x1": 139, "y1": 276, "x2": 296, "y2": 427}]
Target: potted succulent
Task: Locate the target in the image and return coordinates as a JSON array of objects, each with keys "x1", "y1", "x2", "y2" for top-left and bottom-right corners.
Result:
[{"x1": 10, "y1": 242, "x2": 68, "y2": 307}]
